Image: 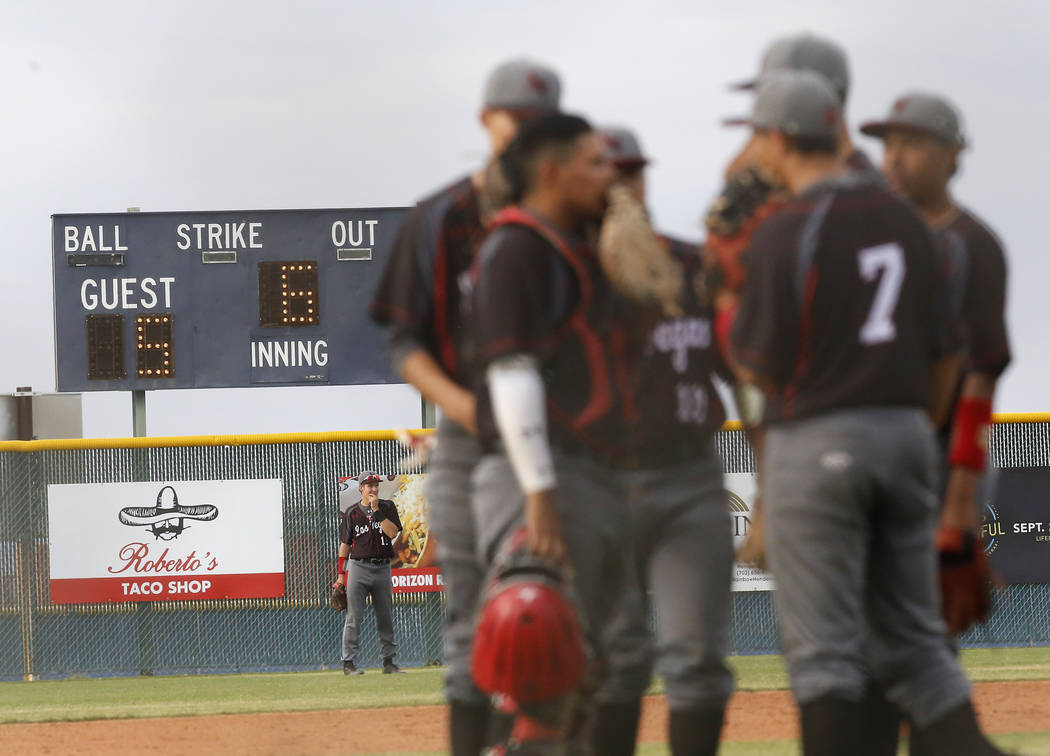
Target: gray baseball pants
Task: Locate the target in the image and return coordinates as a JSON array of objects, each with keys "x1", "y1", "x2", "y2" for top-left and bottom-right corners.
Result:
[
  {"x1": 603, "y1": 451, "x2": 736, "y2": 710},
  {"x1": 763, "y1": 407, "x2": 972, "y2": 727},
  {"x1": 471, "y1": 450, "x2": 651, "y2": 699},
  {"x1": 425, "y1": 415, "x2": 486, "y2": 704},
  {"x1": 342, "y1": 560, "x2": 398, "y2": 663}
]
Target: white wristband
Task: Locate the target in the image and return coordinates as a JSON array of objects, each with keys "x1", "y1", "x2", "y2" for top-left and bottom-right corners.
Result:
[{"x1": 487, "y1": 355, "x2": 557, "y2": 494}]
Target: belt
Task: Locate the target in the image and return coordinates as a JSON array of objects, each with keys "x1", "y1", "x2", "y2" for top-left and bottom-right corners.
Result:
[{"x1": 352, "y1": 557, "x2": 389, "y2": 566}]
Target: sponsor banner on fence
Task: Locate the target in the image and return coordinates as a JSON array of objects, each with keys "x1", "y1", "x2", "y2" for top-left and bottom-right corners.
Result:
[
  {"x1": 391, "y1": 566, "x2": 444, "y2": 593},
  {"x1": 338, "y1": 473, "x2": 432, "y2": 569},
  {"x1": 725, "y1": 472, "x2": 775, "y2": 592},
  {"x1": 47, "y1": 479, "x2": 284, "y2": 603},
  {"x1": 986, "y1": 467, "x2": 1050, "y2": 584},
  {"x1": 336, "y1": 471, "x2": 774, "y2": 592}
]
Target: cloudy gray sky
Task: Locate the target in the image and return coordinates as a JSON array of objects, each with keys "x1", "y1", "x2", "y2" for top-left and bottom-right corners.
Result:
[{"x1": 1, "y1": 0, "x2": 1046, "y2": 437}]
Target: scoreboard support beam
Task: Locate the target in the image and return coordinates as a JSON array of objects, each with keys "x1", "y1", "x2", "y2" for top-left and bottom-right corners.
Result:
[
  {"x1": 421, "y1": 398, "x2": 436, "y2": 429},
  {"x1": 132, "y1": 390, "x2": 146, "y2": 437}
]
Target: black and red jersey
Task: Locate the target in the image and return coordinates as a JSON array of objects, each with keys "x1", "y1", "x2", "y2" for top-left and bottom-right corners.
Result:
[
  {"x1": 340, "y1": 500, "x2": 403, "y2": 560},
  {"x1": 369, "y1": 176, "x2": 483, "y2": 386},
  {"x1": 731, "y1": 172, "x2": 957, "y2": 424},
  {"x1": 612, "y1": 235, "x2": 729, "y2": 465},
  {"x1": 469, "y1": 207, "x2": 633, "y2": 465},
  {"x1": 469, "y1": 210, "x2": 729, "y2": 468}
]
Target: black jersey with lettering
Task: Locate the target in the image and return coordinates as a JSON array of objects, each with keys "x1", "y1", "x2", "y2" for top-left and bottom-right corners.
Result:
[
  {"x1": 340, "y1": 500, "x2": 403, "y2": 560},
  {"x1": 370, "y1": 176, "x2": 483, "y2": 385},
  {"x1": 614, "y1": 235, "x2": 729, "y2": 466},
  {"x1": 731, "y1": 173, "x2": 956, "y2": 425},
  {"x1": 470, "y1": 207, "x2": 638, "y2": 465}
]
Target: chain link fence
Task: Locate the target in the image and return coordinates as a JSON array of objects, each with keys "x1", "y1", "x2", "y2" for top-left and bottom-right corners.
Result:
[{"x1": 0, "y1": 422, "x2": 1047, "y2": 680}]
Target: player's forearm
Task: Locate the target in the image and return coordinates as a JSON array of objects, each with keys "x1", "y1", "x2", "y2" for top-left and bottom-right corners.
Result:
[
  {"x1": 959, "y1": 372, "x2": 996, "y2": 402},
  {"x1": 398, "y1": 349, "x2": 475, "y2": 430},
  {"x1": 487, "y1": 355, "x2": 556, "y2": 495},
  {"x1": 380, "y1": 520, "x2": 399, "y2": 540},
  {"x1": 338, "y1": 542, "x2": 350, "y2": 558}
]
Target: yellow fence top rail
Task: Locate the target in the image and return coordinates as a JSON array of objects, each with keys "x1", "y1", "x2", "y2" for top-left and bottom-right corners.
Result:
[{"x1": 0, "y1": 413, "x2": 1043, "y2": 452}]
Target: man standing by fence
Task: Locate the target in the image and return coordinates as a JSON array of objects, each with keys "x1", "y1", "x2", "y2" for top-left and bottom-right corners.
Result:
[{"x1": 334, "y1": 472, "x2": 405, "y2": 675}]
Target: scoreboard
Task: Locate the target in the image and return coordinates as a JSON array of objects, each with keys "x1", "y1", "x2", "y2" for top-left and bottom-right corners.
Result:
[{"x1": 52, "y1": 208, "x2": 410, "y2": 392}]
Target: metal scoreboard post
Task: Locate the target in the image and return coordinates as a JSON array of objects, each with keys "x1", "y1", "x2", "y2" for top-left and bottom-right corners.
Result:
[{"x1": 51, "y1": 208, "x2": 411, "y2": 392}]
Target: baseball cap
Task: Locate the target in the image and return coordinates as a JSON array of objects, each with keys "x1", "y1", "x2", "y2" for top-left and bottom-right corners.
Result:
[
  {"x1": 860, "y1": 93, "x2": 966, "y2": 147},
  {"x1": 482, "y1": 59, "x2": 561, "y2": 117},
  {"x1": 731, "y1": 32, "x2": 850, "y2": 104},
  {"x1": 725, "y1": 70, "x2": 842, "y2": 140},
  {"x1": 357, "y1": 471, "x2": 381, "y2": 485},
  {"x1": 601, "y1": 127, "x2": 649, "y2": 168}
]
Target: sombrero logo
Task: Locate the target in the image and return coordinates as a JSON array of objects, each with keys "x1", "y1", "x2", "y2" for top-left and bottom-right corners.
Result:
[
  {"x1": 980, "y1": 500, "x2": 1002, "y2": 556},
  {"x1": 118, "y1": 485, "x2": 218, "y2": 541}
]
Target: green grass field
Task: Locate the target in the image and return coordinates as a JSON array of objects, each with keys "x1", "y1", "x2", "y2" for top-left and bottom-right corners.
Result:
[{"x1": 1, "y1": 648, "x2": 1049, "y2": 754}]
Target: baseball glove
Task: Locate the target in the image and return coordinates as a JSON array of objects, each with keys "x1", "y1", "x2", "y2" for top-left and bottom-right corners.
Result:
[
  {"x1": 598, "y1": 184, "x2": 684, "y2": 317},
  {"x1": 331, "y1": 584, "x2": 348, "y2": 612},
  {"x1": 703, "y1": 166, "x2": 785, "y2": 294},
  {"x1": 936, "y1": 527, "x2": 991, "y2": 634}
]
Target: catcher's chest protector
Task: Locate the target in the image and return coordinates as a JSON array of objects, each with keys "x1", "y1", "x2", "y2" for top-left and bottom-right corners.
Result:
[{"x1": 484, "y1": 207, "x2": 634, "y2": 461}]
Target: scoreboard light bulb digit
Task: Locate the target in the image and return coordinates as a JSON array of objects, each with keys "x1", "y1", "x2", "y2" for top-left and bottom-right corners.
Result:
[{"x1": 135, "y1": 313, "x2": 174, "y2": 380}]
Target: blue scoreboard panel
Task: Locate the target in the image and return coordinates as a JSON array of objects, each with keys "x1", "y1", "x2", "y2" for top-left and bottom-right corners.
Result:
[{"x1": 52, "y1": 208, "x2": 410, "y2": 391}]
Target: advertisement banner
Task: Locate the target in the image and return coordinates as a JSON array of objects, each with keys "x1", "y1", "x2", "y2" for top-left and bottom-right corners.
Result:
[
  {"x1": 391, "y1": 566, "x2": 445, "y2": 594},
  {"x1": 986, "y1": 467, "x2": 1050, "y2": 584},
  {"x1": 337, "y1": 471, "x2": 775, "y2": 592},
  {"x1": 47, "y1": 479, "x2": 284, "y2": 603},
  {"x1": 724, "y1": 472, "x2": 775, "y2": 592},
  {"x1": 338, "y1": 473, "x2": 433, "y2": 570}
]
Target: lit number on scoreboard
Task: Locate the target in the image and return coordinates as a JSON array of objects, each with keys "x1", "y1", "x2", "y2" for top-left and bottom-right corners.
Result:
[
  {"x1": 258, "y1": 261, "x2": 319, "y2": 327},
  {"x1": 86, "y1": 314, "x2": 125, "y2": 380},
  {"x1": 136, "y1": 314, "x2": 174, "y2": 377}
]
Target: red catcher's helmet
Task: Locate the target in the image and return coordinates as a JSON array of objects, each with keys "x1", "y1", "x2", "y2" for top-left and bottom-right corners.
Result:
[{"x1": 471, "y1": 576, "x2": 587, "y2": 705}]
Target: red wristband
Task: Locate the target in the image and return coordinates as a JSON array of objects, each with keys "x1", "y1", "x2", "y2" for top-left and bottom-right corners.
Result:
[
  {"x1": 338, "y1": 556, "x2": 347, "y2": 576},
  {"x1": 948, "y1": 396, "x2": 992, "y2": 471}
]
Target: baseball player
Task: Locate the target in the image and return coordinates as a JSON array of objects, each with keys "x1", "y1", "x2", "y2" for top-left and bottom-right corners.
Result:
[
  {"x1": 728, "y1": 71, "x2": 1006, "y2": 755},
  {"x1": 369, "y1": 59, "x2": 561, "y2": 754},
  {"x1": 725, "y1": 32, "x2": 878, "y2": 180},
  {"x1": 468, "y1": 112, "x2": 651, "y2": 752},
  {"x1": 851, "y1": 93, "x2": 1013, "y2": 754},
  {"x1": 598, "y1": 126, "x2": 735, "y2": 755},
  {"x1": 711, "y1": 31, "x2": 882, "y2": 570},
  {"x1": 333, "y1": 472, "x2": 405, "y2": 675}
]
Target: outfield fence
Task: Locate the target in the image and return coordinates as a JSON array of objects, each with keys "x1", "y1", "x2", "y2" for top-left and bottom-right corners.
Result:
[{"x1": 0, "y1": 417, "x2": 1048, "y2": 681}]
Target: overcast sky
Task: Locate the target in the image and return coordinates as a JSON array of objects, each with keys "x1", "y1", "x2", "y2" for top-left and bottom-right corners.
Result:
[{"x1": 1, "y1": 0, "x2": 1046, "y2": 437}]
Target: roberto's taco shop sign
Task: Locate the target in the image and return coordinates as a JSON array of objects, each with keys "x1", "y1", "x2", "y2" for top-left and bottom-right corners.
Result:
[{"x1": 47, "y1": 479, "x2": 284, "y2": 603}]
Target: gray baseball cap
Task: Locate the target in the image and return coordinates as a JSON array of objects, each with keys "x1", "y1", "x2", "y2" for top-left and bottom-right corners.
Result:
[
  {"x1": 860, "y1": 93, "x2": 966, "y2": 147},
  {"x1": 725, "y1": 70, "x2": 842, "y2": 140},
  {"x1": 482, "y1": 59, "x2": 561, "y2": 116},
  {"x1": 731, "y1": 32, "x2": 850, "y2": 104},
  {"x1": 601, "y1": 127, "x2": 649, "y2": 167}
]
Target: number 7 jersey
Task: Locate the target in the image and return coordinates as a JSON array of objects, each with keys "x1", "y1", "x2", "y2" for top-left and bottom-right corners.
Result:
[{"x1": 730, "y1": 172, "x2": 958, "y2": 425}]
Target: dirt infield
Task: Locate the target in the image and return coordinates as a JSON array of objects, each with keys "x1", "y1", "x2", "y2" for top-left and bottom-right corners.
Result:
[{"x1": 3, "y1": 680, "x2": 1048, "y2": 755}]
